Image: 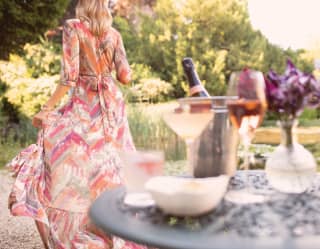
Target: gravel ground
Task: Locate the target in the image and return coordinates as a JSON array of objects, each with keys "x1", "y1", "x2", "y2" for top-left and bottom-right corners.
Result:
[
  {"x1": 0, "y1": 160, "x2": 186, "y2": 249},
  {"x1": 0, "y1": 169, "x2": 42, "y2": 249}
]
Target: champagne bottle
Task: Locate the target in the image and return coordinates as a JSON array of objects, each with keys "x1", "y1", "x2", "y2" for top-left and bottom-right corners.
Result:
[
  {"x1": 182, "y1": 57, "x2": 210, "y2": 97},
  {"x1": 181, "y1": 58, "x2": 238, "y2": 178}
]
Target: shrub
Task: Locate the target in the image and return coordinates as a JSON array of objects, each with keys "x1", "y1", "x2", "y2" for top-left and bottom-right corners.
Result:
[
  {"x1": 23, "y1": 38, "x2": 62, "y2": 78},
  {"x1": 120, "y1": 63, "x2": 173, "y2": 103},
  {"x1": 130, "y1": 78, "x2": 173, "y2": 103},
  {"x1": 0, "y1": 55, "x2": 58, "y2": 118},
  {"x1": 131, "y1": 63, "x2": 156, "y2": 83},
  {"x1": 5, "y1": 75, "x2": 59, "y2": 117}
]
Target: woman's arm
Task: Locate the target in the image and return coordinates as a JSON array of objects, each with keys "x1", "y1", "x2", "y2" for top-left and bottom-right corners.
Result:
[
  {"x1": 114, "y1": 32, "x2": 131, "y2": 84},
  {"x1": 32, "y1": 20, "x2": 79, "y2": 128},
  {"x1": 32, "y1": 84, "x2": 71, "y2": 128},
  {"x1": 42, "y1": 84, "x2": 71, "y2": 110}
]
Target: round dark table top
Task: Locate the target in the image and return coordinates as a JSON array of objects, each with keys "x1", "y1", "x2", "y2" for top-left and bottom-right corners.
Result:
[{"x1": 89, "y1": 170, "x2": 320, "y2": 249}]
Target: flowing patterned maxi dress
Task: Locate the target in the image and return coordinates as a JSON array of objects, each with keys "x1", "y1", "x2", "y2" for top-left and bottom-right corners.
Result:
[{"x1": 8, "y1": 19, "x2": 149, "y2": 249}]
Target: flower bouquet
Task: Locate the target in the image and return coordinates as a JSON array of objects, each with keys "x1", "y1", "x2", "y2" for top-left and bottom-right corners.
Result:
[{"x1": 264, "y1": 59, "x2": 320, "y2": 193}]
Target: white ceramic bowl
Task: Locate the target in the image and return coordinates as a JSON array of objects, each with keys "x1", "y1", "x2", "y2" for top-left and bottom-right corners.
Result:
[{"x1": 145, "y1": 175, "x2": 229, "y2": 216}]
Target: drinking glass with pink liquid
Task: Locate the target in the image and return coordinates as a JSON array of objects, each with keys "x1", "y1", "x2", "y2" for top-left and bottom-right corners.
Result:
[
  {"x1": 224, "y1": 69, "x2": 267, "y2": 204},
  {"x1": 119, "y1": 149, "x2": 164, "y2": 207}
]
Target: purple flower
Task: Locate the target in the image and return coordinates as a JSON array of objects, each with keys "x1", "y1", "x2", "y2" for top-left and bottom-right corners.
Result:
[{"x1": 265, "y1": 59, "x2": 320, "y2": 120}]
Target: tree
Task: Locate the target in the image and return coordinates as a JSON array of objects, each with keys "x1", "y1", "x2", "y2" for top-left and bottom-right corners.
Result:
[
  {"x1": 125, "y1": 0, "x2": 314, "y2": 97},
  {"x1": 177, "y1": 0, "x2": 254, "y2": 95},
  {"x1": 0, "y1": 0, "x2": 70, "y2": 59},
  {"x1": 128, "y1": 0, "x2": 260, "y2": 96}
]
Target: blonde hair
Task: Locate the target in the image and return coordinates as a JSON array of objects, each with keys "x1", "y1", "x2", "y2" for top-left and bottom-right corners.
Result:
[{"x1": 76, "y1": 0, "x2": 112, "y2": 36}]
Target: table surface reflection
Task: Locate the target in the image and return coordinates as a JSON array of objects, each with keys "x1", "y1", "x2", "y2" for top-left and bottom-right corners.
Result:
[{"x1": 89, "y1": 170, "x2": 320, "y2": 249}]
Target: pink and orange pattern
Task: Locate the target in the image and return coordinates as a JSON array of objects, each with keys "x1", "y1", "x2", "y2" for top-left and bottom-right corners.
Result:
[{"x1": 8, "y1": 19, "x2": 149, "y2": 249}]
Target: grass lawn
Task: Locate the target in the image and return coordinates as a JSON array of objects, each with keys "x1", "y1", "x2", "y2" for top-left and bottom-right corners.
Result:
[
  {"x1": 0, "y1": 141, "x2": 24, "y2": 169},
  {"x1": 1, "y1": 101, "x2": 320, "y2": 171}
]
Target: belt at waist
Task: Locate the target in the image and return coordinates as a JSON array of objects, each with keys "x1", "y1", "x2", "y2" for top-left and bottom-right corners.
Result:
[
  {"x1": 79, "y1": 73, "x2": 113, "y2": 91},
  {"x1": 79, "y1": 73, "x2": 112, "y2": 78}
]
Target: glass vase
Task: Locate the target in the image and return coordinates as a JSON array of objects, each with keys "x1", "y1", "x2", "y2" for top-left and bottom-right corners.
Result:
[{"x1": 265, "y1": 118, "x2": 317, "y2": 193}]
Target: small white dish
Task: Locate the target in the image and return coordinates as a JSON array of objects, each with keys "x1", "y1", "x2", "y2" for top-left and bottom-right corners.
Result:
[
  {"x1": 144, "y1": 175, "x2": 229, "y2": 216},
  {"x1": 123, "y1": 192, "x2": 155, "y2": 208}
]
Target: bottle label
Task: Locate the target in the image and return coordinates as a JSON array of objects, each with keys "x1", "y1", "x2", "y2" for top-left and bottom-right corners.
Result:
[{"x1": 190, "y1": 85, "x2": 205, "y2": 96}]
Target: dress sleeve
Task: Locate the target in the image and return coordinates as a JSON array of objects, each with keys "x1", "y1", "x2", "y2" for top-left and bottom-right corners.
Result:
[
  {"x1": 114, "y1": 33, "x2": 131, "y2": 84},
  {"x1": 61, "y1": 20, "x2": 79, "y2": 87}
]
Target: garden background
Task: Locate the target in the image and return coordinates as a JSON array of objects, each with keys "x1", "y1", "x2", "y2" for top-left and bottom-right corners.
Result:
[{"x1": 1, "y1": 0, "x2": 320, "y2": 171}]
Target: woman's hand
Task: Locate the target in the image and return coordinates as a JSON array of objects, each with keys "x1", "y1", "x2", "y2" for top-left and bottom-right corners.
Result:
[
  {"x1": 8, "y1": 192, "x2": 16, "y2": 210},
  {"x1": 32, "y1": 110, "x2": 50, "y2": 128},
  {"x1": 32, "y1": 84, "x2": 70, "y2": 128}
]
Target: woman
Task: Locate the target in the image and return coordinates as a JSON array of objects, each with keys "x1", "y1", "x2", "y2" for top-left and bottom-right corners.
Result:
[{"x1": 7, "y1": 0, "x2": 148, "y2": 248}]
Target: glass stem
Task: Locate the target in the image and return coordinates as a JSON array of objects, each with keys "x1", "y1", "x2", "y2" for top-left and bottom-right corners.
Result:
[
  {"x1": 241, "y1": 134, "x2": 252, "y2": 191},
  {"x1": 185, "y1": 138, "x2": 194, "y2": 176}
]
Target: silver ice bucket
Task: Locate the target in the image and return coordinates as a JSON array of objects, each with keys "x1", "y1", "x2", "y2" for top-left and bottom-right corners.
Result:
[{"x1": 191, "y1": 96, "x2": 239, "y2": 177}]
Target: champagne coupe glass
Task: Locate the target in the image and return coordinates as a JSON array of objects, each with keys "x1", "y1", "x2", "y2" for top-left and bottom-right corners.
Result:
[
  {"x1": 224, "y1": 69, "x2": 267, "y2": 204},
  {"x1": 163, "y1": 97, "x2": 214, "y2": 176}
]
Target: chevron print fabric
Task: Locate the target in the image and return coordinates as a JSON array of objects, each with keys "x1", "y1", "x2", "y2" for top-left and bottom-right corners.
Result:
[{"x1": 7, "y1": 19, "x2": 149, "y2": 249}]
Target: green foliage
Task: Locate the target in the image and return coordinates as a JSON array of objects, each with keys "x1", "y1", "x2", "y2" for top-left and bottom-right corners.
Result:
[
  {"x1": 0, "y1": 55, "x2": 30, "y2": 129},
  {"x1": 0, "y1": 115, "x2": 37, "y2": 167},
  {"x1": 179, "y1": 0, "x2": 250, "y2": 94},
  {"x1": 115, "y1": 0, "x2": 313, "y2": 98},
  {"x1": 300, "y1": 108, "x2": 319, "y2": 120},
  {"x1": 130, "y1": 77, "x2": 173, "y2": 103},
  {"x1": 113, "y1": 16, "x2": 140, "y2": 63},
  {"x1": 6, "y1": 75, "x2": 58, "y2": 117},
  {"x1": 263, "y1": 107, "x2": 320, "y2": 127},
  {"x1": 131, "y1": 63, "x2": 157, "y2": 83},
  {"x1": 0, "y1": 55, "x2": 58, "y2": 118},
  {"x1": 297, "y1": 108, "x2": 320, "y2": 127},
  {"x1": 262, "y1": 46, "x2": 314, "y2": 75},
  {"x1": 120, "y1": 63, "x2": 173, "y2": 103},
  {"x1": 0, "y1": 140, "x2": 25, "y2": 167},
  {"x1": 0, "y1": 0, "x2": 69, "y2": 59},
  {"x1": 23, "y1": 38, "x2": 62, "y2": 78},
  {"x1": 0, "y1": 39, "x2": 60, "y2": 146}
]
